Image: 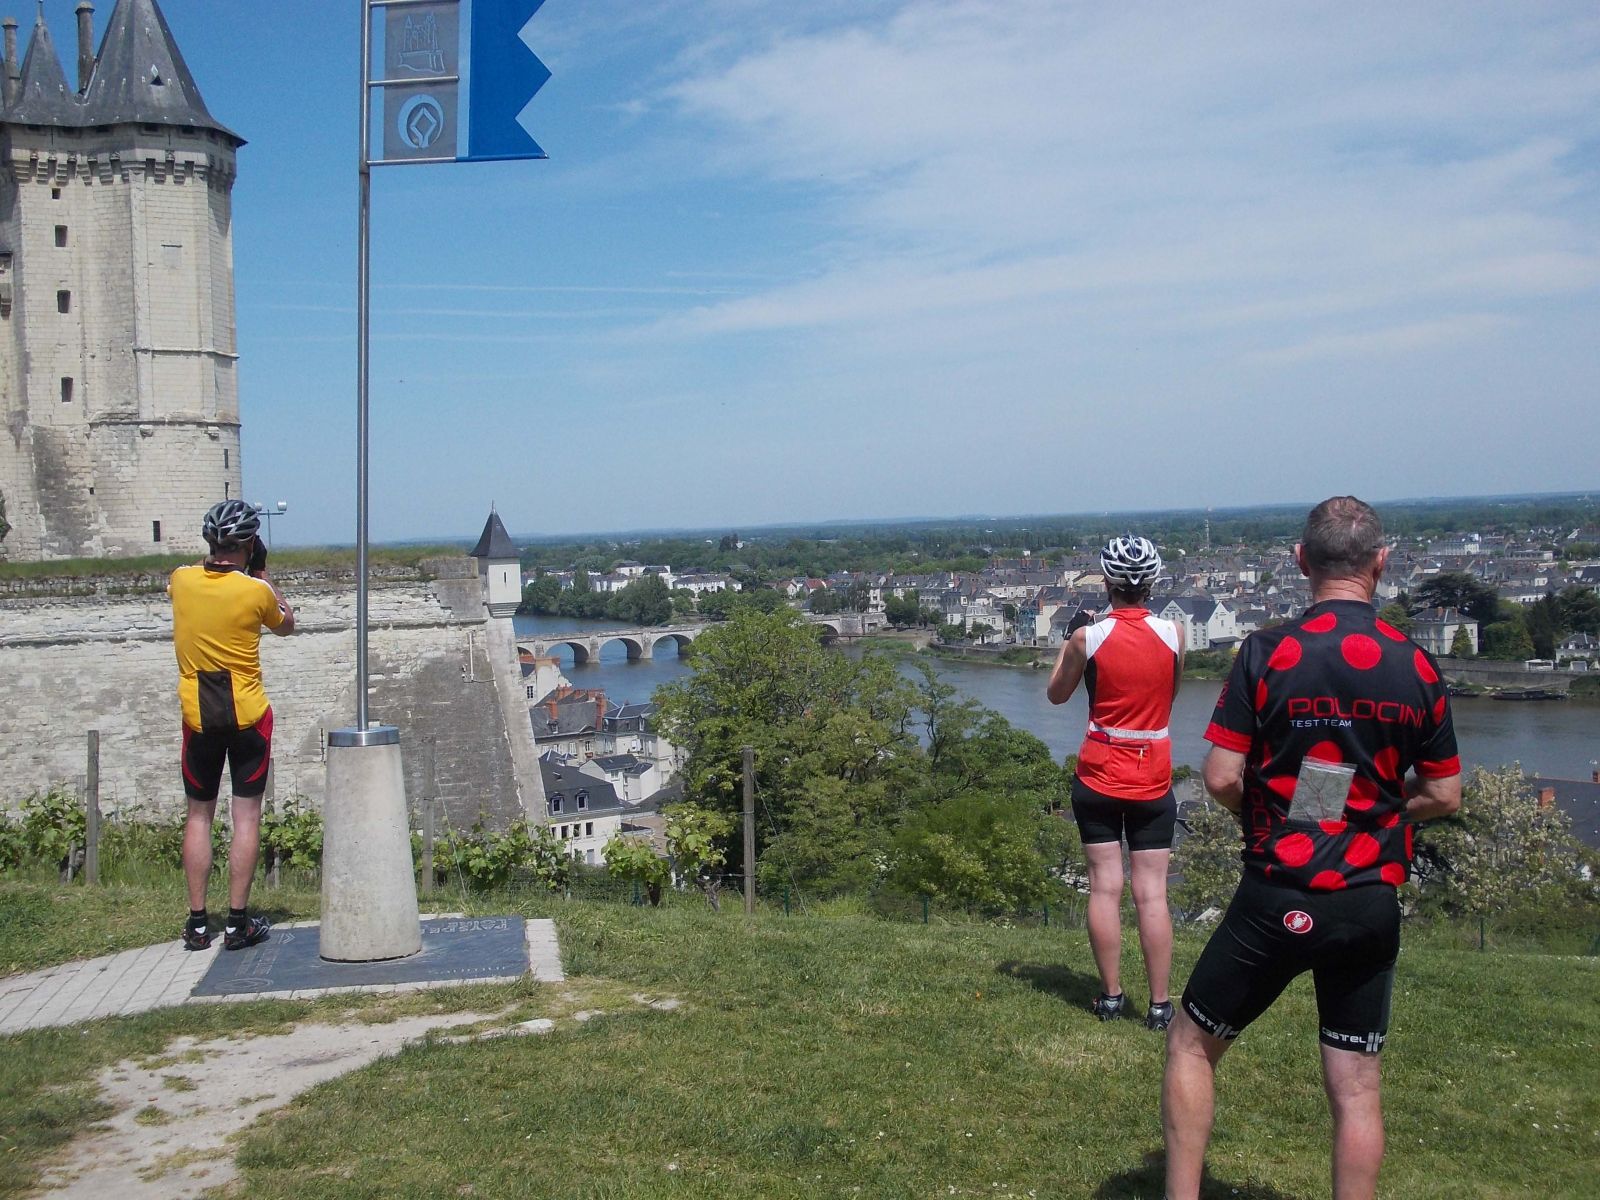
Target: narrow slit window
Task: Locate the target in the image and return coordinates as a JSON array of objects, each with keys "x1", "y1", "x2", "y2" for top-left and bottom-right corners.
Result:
[
  {"x1": 54, "y1": 226, "x2": 67, "y2": 247},
  {"x1": 223, "y1": 449, "x2": 229, "y2": 468},
  {"x1": 57, "y1": 290, "x2": 71, "y2": 314},
  {"x1": 51, "y1": 187, "x2": 61, "y2": 200},
  {"x1": 152, "y1": 520, "x2": 162, "y2": 543},
  {"x1": 60, "y1": 377, "x2": 73, "y2": 403}
]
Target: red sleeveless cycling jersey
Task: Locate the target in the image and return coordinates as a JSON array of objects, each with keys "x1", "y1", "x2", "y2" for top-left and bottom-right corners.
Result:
[{"x1": 1076, "y1": 607, "x2": 1181, "y2": 801}]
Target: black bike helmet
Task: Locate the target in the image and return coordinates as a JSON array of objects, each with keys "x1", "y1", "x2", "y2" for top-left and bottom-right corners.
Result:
[{"x1": 202, "y1": 499, "x2": 260, "y2": 550}]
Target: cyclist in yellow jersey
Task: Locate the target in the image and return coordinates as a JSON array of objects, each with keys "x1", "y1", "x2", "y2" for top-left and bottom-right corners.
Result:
[{"x1": 170, "y1": 500, "x2": 295, "y2": 952}]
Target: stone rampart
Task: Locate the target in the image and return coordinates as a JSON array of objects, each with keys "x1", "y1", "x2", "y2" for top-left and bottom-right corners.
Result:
[
  {"x1": 0, "y1": 571, "x2": 524, "y2": 832},
  {"x1": 1439, "y1": 657, "x2": 1586, "y2": 694}
]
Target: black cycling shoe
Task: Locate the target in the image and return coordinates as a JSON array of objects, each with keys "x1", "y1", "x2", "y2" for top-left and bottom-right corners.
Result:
[
  {"x1": 1091, "y1": 992, "x2": 1126, "y2": 1022},
  {"x1": 223, "y1": 915, "x2": 271, "y2": 951},
  {"x1": 181, "y1": 925, "x2": 213, "y2": 951},
  {"x1": 1145, "y1": 1001, "x2": 1175, "y2": 1032}
]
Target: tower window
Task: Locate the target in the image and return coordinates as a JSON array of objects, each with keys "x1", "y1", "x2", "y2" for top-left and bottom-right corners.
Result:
[
  {"x1": 223, "y1": 449, "x2": 229, "y2": 468},
  {"x1": 57, "y1": 290, "x2": 71, "y2": 314},
  {"x1": 224, "y1": 482, "x2": 230, "y2": 498},
  {"x1": 54, "y1": 226, "x2": 67, "y2": 247},
  {"x1": 60, "y1": 377, "x2": 73, "y2": 403},
  {"x1": 152, "y1": 521, "x2": 162, "y2": 543},
  {"x1": 51, "y1": 187, "x2": 61, "y2": 200}
]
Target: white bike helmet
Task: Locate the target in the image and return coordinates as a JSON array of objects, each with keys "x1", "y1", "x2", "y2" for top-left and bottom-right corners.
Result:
[
  {"x1": 202, "y1": 499, "x2": 261, "y2": 550},
  {"x1": 1100, "y1": 533, "x2": 1162, "y2": 589}
]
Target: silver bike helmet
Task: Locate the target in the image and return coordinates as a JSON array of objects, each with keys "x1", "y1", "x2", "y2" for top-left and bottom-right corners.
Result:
[
  {"x1": 1100, "y1": 533, "x2": 1162, "y2": 589},
  {"x1": 202, "y1": 499, "x2": 261, "y2": 550}
]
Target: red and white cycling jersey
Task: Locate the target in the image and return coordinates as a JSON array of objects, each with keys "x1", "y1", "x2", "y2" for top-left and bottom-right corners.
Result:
[{"x1": 1076, "y1": 608, "x2": 1181, "y2": 800}]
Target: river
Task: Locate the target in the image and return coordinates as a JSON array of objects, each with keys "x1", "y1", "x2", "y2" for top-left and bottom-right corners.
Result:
[{"x1": 512, "y1": 615, "x2": 1599, "y2": 780}]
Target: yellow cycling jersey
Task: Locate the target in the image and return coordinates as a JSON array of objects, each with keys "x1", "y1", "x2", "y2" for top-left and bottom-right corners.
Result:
[{"x1": 170, "y1": 564, "x2": 286, "y2": 732}]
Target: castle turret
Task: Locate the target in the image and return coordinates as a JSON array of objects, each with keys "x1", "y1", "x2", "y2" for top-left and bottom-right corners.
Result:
[
  {"x1": 469, "y1": 510, "x2": 523, "y2": 618},
  {"x1": 0, "y1": 0, "x2": 245, "y2": 560}
]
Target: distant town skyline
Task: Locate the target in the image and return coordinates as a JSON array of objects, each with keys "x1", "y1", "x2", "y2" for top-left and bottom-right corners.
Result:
[{"x1": 11, "y1": 1, "x2": 1595, "y2": 548}]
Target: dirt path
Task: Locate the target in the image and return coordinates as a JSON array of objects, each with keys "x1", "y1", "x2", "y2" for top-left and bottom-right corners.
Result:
[
  {"x1": 30, "y1": 991, "x2": 681, "y2": 1199},
  {"x1": 32, "y1": 1008, "x2": 531, "y2": 1199}
]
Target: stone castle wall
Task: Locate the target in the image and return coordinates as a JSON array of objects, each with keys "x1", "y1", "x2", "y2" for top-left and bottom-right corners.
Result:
[
  {"x1": 0, "y1": 572, "x2": 527, "y2": 832},
  {"x1": 0, "y1": 131, "x2": 242, "y2": 561}
]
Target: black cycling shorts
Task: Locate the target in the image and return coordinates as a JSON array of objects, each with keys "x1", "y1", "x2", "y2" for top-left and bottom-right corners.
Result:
[
  {"x1": 180, "y1": 707, "x2": 273, "y2": 802},
  {"x1": 1070, "y1": 776, "x2": 1176, "y2": 852},
  {"x1": 1182, "y1": 872, "x2": 1400, "y2": 1054}
]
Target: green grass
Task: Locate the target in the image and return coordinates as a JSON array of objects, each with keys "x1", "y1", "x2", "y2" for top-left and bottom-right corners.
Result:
[
  {"x1": 2, "y1": 881, "x2": 1596, "y2": 1199},
  {"x1": 0, "y1": 870, "x2": 321, "y2": 976}
]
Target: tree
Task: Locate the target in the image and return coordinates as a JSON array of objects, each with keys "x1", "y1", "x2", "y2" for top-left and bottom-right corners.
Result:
[
  {"x1": 1001, "y1": 602, "x2": 1018, "y2": 630},
  {"x1": 937, "y1": 620, "x2": 966, "y2": 643},
  {"x1": 1523, "y1": 592, "x2": 1565, "y2": 659},
  {"x1": 809, "y1": 587, "x2": 843, "y2": 615},
  {"x1": 1412, "y1": 573, "x2": 1499, "y2": 626},
  {"x1": 1449, "y1": 625, "x2": 1475, "y2": 657},
  {"x1": 603, "y1": 835, "x2": 669, "y2": 906},
  {"x1": 608, "y1": 574, "x2": 672, "y2": 625},
  {"x1": 1480, "y1": 603, "x2": 1535, "y2": 661},
  {"x1": 665, "y1": 804, "x2": 737, "y2": 910},
  {"x1": 888, "y1": 793, "x2": 1058, "y2": 912},
  {"x1": 1171, "y1": 790, "x2": 1242, "y2": 914},
  {"x1": 883, "y1": 591, "x2": 921, "y2": 626},
  {"x1": 1377, "y1": 602, "x2": 1413, "y2": 633},
  {"x1": 1412, "y1": 765, "x2": 1586, "y2": 919},
  {"x1": 671, "y1": 589, "x2": 696, "y2": 618},
  {"x1": 560, "y1": 568, "x2": 610, "y2": 619},
  {"x1": 656, "y1": 608, "x2": 914, "y2": 826},
  {"x1": 1558, "y1": 585, "x2": 1600, "y2": 635},
  {"x1": 518, "y1": 573, "x2": 563, "y2": 615},
  {"x1": 968, "y1": 621, "x2": 995, "y2": 643}
]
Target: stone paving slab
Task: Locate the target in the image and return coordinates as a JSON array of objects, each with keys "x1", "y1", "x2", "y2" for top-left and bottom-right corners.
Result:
[{"x1": 0, "y1": 915, "x2": 562, "y2": 1035}]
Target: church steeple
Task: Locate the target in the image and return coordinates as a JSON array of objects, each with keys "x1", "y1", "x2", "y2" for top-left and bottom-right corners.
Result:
[{"x1": 81, "y1": 0, "x2": 240, "y2": 143}]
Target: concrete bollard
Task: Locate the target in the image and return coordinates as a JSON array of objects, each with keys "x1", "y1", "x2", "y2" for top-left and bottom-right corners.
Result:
[{"x1": 320, "y1": 726, "x2": 422, "y2": 962}]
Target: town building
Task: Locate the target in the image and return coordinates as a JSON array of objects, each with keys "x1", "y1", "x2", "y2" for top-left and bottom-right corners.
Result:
[
  {"x1": 540, "y1": 757, "x2": 664, "y2": 866},
  {"x1": 1410, "y1": 606, "x2": 1479, "y2": 657}
]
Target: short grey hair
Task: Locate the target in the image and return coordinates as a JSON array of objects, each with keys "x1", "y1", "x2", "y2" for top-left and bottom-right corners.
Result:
[{"x1": 1301, "y1": 496, "x2": 1384, "y2": 576}]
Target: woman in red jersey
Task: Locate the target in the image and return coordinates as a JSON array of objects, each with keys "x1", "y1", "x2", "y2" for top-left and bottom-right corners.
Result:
[{"x1": 1048, "y1": 534, "x2": 1184, "y2": 1030}]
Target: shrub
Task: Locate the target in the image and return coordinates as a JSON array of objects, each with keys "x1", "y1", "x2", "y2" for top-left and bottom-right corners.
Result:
[
  {"x1": 602, "y1": 835, "x2": 669, "y2": 905},
  {"x1": 261, "y1": 795, "x2": 323, "y2": 873},
  {"x1": 434, "y1": 818, "x2": 570, "y2": 891},
  {"x1": 20, "y1": 788, "x2": 86, "y2": 875}
]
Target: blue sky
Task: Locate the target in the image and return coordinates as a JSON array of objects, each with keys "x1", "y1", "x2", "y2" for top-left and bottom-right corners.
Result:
[{"x1": 17, "y1": 1, "x2": 1600, "y2": 545}]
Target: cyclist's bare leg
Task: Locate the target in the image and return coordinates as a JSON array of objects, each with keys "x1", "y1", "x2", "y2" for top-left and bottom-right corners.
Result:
[{"x1": 1083, "y1": 840, "x2": 1125, "y2": 996}]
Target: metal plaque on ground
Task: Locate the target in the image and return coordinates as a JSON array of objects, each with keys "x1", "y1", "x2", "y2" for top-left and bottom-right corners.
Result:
[{"x1": 192, "y1": 916, "x2": 528, "y2": 997}]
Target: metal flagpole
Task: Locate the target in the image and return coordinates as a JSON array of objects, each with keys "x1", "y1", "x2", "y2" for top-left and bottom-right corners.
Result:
[{"x1": 356, "y1": 0, "x2": 373, "y2": 729}]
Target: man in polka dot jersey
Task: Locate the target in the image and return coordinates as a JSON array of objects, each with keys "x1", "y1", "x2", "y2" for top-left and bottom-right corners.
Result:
[{"x1": 1162, "y1": 496, "x2": 1462, "y2": 1200}]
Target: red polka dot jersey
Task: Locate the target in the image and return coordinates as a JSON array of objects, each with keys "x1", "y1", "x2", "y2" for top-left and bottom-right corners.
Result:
[{"x1": 1204, "y1": 599, "x2": 1459, "y2": 891}]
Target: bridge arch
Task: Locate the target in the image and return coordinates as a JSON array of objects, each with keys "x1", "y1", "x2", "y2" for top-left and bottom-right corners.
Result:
[
  {"x1": 553, "y1": 638, "x2": 598, "y2": 665},
  {"x1": 649, "y1": 631, "x2": 695, "y2": 658},
  {"x1": 596, "y1": 634, "x2": 650, "y2": 661}
]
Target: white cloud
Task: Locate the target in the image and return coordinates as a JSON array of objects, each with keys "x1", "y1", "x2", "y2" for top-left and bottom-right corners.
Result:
[
  {"x1": 1245, "y1": 314, "x2": 1516, "y2": 366},
  {"x1": 660, "y1": 0, "x2": 1600, "y2": 367}
]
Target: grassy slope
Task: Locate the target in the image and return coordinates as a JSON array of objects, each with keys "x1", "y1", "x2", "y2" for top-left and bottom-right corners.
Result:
[{"x1": 2, "y1": 889, "x2": 1596, "y2": 1199}]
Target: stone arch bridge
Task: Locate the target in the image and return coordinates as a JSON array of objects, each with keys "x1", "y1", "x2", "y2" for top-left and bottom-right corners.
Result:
[{"x1": 517, "y1": 614, "x2": 879, "y2": 665}]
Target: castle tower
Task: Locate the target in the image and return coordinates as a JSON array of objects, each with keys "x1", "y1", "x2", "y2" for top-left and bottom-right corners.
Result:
[
  {"x1": 469, "y1": 508, "x2": 522, "y2": 618},
  {"x1": 0, "y1": 0, "x2": 244, "y2": 560}
]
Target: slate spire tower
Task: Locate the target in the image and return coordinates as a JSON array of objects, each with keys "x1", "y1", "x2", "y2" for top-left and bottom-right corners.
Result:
[{"x1": 0, "y1": 0, "x2": 244, "y2": 559}]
